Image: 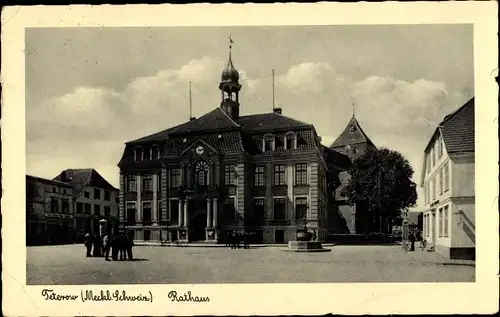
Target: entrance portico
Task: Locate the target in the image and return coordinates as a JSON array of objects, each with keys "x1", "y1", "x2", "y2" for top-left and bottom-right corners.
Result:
[{"x1": 174, "y1": 197, "x2": 219, "y2": 243}]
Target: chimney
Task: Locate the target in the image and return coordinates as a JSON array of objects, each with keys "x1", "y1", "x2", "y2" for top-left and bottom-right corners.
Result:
[
  {"x1": 273, "y1": 107, "x2": 282, "y2": 115},
  {"x1": 190, "y1": 117, "x2": 196, "y2": 121}
]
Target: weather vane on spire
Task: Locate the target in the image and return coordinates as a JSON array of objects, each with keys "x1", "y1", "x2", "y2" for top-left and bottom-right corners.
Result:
[{"x1": 229, "y1": 34, "x2": 234, "y2": 50}]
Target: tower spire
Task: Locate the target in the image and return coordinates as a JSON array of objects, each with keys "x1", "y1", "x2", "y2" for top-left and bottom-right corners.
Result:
[{"x1": 228, "y1": 34, "x2": 234, "y2": 61}]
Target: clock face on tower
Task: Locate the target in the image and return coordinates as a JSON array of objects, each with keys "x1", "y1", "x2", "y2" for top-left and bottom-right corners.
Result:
[{"x1": 195, "y1": 146, "x2": 204, "y2": 155}]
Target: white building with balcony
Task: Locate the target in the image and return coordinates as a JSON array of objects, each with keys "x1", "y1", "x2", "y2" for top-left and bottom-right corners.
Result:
[{"x1": 420, "y1": 98, "x2": 475, "y2": 260}]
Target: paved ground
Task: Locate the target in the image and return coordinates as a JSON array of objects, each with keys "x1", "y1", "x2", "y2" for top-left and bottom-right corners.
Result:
[{"x1": 26, "y1": 244, "x2": 475, "y2": 284}]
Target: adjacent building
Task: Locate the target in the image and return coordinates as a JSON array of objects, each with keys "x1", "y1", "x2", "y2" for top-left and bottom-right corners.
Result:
[
  {"x1": 117, "y1": 47, "x2": 350, "y2": 244},
  {"x1": 421, "y1": 98, "x2": 475, "y2": 260},
  {"x1": 53, "y1": 169, "x2": 120, "y2": 238},
  {"x1": 26, "y1": 175, "x2": 75, "y2": 245},
  {"x1": 329, "y1": 113, "x2": 377, "y2": 234}
]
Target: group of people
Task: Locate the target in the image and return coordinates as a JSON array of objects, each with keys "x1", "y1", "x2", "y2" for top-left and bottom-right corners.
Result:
[
  {"x1": 225, "y1": 230, "x2": 252, "y2": 249},
  {"x1": 84, "y1": 231, "x2": 134, "y2": 261}
]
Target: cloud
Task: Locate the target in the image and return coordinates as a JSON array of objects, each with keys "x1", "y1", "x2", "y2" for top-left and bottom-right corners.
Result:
[{"x1": 277, "y1": 62, "x2": 348, "y2": 94}]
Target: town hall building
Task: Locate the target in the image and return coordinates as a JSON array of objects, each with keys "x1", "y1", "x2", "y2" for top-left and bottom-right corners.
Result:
[{"x1": 117, "y1": 45, "x2": 352, "y2": 244}]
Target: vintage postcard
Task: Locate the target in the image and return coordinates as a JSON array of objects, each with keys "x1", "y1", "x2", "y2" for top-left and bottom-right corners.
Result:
[{"x1": 2, "y1": 2, "x2": 499, "y2": 316}]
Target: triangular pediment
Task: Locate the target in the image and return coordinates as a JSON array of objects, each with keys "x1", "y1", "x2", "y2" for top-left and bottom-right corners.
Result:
[{"x1": 178, "y1": 138, "x2": 219, "y2": 157}]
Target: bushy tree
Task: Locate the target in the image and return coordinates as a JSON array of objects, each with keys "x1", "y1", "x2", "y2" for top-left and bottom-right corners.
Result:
[{"x1": 341, "y1": 148, "x2": 417, "y2": 232}]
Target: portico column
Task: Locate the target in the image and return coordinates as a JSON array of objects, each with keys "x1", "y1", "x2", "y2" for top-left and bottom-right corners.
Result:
[
  {"x1": 206, "y1": 198, "x2": 212, "y2": 228},
  {"x1": 184, "y1": 198, "x2": 189, "y2": 228},
  {"x1": 212, "y1": 198, "x2": 218, "y2": 228},
  {"x1": 178, "y1": 200, "x2": 183, "y2": 227}
]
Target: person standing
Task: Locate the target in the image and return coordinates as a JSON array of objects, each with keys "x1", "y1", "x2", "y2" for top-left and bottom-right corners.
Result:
[
  {"x1": 84, "y1": 232, "x2": 93, "y2": 257},
  {"x1": 103, "y1": 233, "x2": 111, "y2": 261},
  {"x1": 111, "y1": 233, "x2": 119, "y2": 260},
  {"x1": 126, "y1": 231, "x2": 134, "y2": 260},
  {"x1": 409, "y1": 232, "x2": 416, "y2": 251},
  {"x1": 93, "y1": 234, "x2": 102, "y2": 257}
]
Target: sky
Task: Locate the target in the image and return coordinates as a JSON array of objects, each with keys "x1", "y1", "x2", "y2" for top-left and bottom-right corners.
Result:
[{"x1": 25, "y1": 25, "x2": 474, "y2": 211}]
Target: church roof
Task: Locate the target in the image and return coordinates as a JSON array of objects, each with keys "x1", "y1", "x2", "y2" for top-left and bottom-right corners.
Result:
[{"x1": 329, "y1": 115, "x2": 375, "y2": 148}]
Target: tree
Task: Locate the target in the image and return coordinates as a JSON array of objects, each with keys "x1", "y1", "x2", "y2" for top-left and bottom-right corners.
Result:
[{"x1": 341, "y1": 148, "x2": 417, "y2": 233}]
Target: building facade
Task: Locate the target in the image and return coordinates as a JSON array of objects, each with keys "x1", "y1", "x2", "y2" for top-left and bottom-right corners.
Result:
[
  {"x1": 421, "y1": 98, "x2": 475, "y2": 260},
  {"x1": 26, "y1": 175, "x2": 75, "y2": 245},
  {"x1": 53, "y1": 169, "x2": 120, "y2": 239},
  {"x1": 329, "y1": 114, "x2": 377, "y2": 234},
  {"x1": 117, "y1": 48, "x2": 349, "y2": 244}
]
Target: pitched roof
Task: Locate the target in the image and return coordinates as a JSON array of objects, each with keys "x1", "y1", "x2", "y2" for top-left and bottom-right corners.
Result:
[
  {"x1": 439, "y1": 97, "x2": 474, "y2": 153},
  {"x1": 329, "y1": 115, "x2": 375, "y2": 148},
  {"x1": 237, "y1": 112, "x2": 311, "y2": 132},
  {"x1": 127, "y1": 121, "x2": 192, "y2": 144},
  {"x1": 53, "y1": 169, "x2": 118, "y2": 192},
  {"x1": 170, "y1": 108, "x2": 240, "y2": 135}
]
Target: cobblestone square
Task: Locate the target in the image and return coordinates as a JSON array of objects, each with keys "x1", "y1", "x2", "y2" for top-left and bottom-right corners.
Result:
[{"x1": 26, "y1": 244, "x2": 474, "y2": 284}]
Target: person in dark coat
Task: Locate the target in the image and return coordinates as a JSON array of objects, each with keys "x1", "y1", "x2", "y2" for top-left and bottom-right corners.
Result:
[
  {"x1": 126, "y1": 232, "x2": 134, "y2": 260},
  {"x1": 409, "y1": 232, "x2": 416, "y2": 251},
  {"x1": 111, "y1": 233, "x2": 119, "y2": 260},
  {"x1": 230, "y1": 230, "x2": 236, "y2": 249},
  {"x1": 84, "y1": 233, "x2": 93, "y2": 257},
  {"x1": 93, "y1": 234, "x2": 102, "y2": 257}
]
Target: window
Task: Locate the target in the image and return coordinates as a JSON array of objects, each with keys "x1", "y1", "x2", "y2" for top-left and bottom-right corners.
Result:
[
  {"x1": 263, "y1": 134, "x2": 275, "y2": 152},
  {"x1": 50, "y1": 197, "x2": 58, "y2": 213},
  {"x1": 62, "y1": 199, "x2": 70, "y2": 214},
  {"x1": 439, "y1": 169, "x2": 444, "y2": 195},
  {"x1": 116, "y1": 196, "x2": 120, "y2": 204},
  {"x1": 195, "y1": 161, "x2": 209, "y2": 186},
  {"x1": 224, "y1": 164, "x2": 236, "y2": 185},
  {"x1": 77, "y1": 202, "x2": 83, "y2": 214},
  {"x1": 273, "y1": 198, "x2": 286, "y2": 220},
  {"x1": 224, "y1": 198, "x2": 236, "y2": 222},
  {"x1": 285, "y1": 133, "x2": 296, "y2": 150},
  {"x1": 104, "y1": 206, "x2": 110, "y2": 217},
  {"x1": 274, "y1": 165, "x2": 286, "y2": 186},
  {"x1": 444, "y1": 162, "x2": 450, "y2": 192},
  {"x1": 126, "y1": 202, "x2": 136, "y2": 225},
  {"x1": 156, "y1": 173, "x2": 161, "y2": 193},
  {"x1": 63, "y1": 189, "x2": 67, "y2": 195},
  {"x1": 53, "y1": 187, "x2": 57, "y2": 193},
  {"x1": 438, "y1": 139, "x2": 443, "y2": 158},
  {"x1": 170, "y1": 200, "x2": 179, "y2": 223},
  {"x1": 443, "y1": 205, "x2": 449, "y2": 237},
  {"x1": 84, "y1": 203, "x2": 91, "y2": 215},
  {"x1": 104, "y1": 190, "x2": 110, "y2": 201},
  {"x1": 430, "y1": 180, "x2": 435, "y2": 201},
  {"x1": 126, "y1": 175, "x2": 137, "y2": 193},
  {"x1": 253, "y1": 166, "x2": 265, "y2": 187},
  {"x1": 170, "y1": 168, "x2": 181, "y2": 188},
  {"x1": 84, "y1": 191, "x2": 90, "y2": 198},
  {"x1": 143, "y1": 230, "x2": 151, "y2": 241},
  {"x1": 94, "y1": 204, "x2": 101, "y2": 216},
  {"x1": 142, "y1": 174, "x2": 153, "y2": 192},
  {"x1": 143, "y1": 202, "x2": 152, "y2": 224},
  {"x1": 135, "y1": 147, "x2": 144, "y2": 161},
  {"x1": 254, "y1": 199, "x2": 265, "y2": 224},
  {"x1": 93, "y1": 188, "x2": 100, "y2": 199},
  {"x1": 151, "y1": 145, "x2": 160, "y2": 160},
  {"x1": 438, "y1": 208, "x2": 443, "y2": 237},
  {"x1": 295, "y1": 197, "x2": 307, "y2": 220},
  {"x1": 295, "y1": 163, "x2": 308, "y2": 185}
]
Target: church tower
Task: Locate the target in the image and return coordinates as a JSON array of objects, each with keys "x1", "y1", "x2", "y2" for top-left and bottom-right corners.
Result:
[
  {"x1": 219, "y1": 37, "x2": 241, "y2": 120},
  {"x1": 330, "y1": 112, "x2": 377, "y2": 234},
  {"x1": 329, "y1": 113, "x2": 376, "y2": 160}
]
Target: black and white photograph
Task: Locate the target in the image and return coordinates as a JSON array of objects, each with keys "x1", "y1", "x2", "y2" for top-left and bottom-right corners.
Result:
[{"x1": 2, "y1": 3, "x2": 498, "y2": 316}]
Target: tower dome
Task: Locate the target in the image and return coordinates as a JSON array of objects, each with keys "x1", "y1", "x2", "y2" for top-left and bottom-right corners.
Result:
[{"x1": 221, "y1": 54, "x2": 239, "y2": 83}]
